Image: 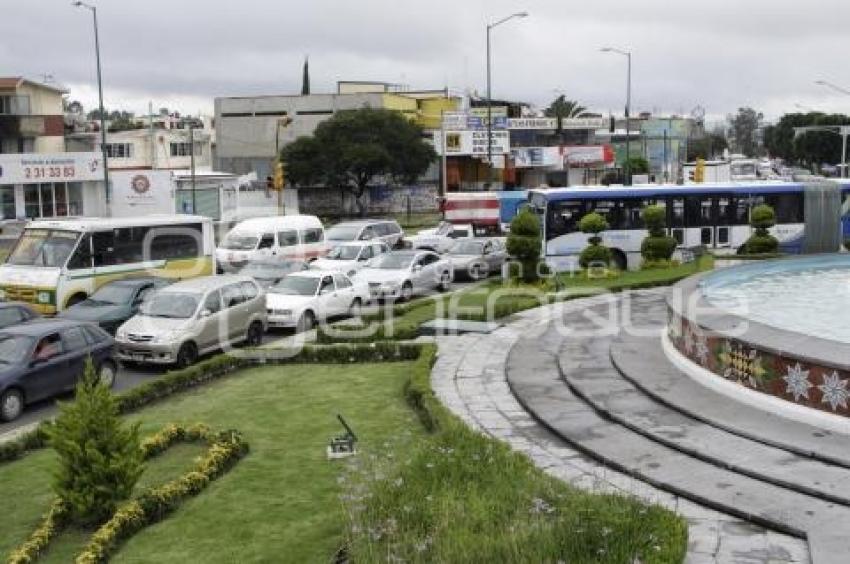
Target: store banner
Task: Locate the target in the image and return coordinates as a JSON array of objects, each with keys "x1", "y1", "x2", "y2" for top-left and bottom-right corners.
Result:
[
  {"x1": 561, "y1": 117, "x2": 606, "y2": 130},
  {"x1": 436, "y1": 130, "x2": 510, "y2": 156},
  {"x1": 0, "y1": 152, "x2": 103, "y2": 185},
  {"x1": 511, "y1": 147, "x2": 561, "y2": 167},
  {"x1": 507, "y1": 117, "x2": 557, "y2": 130}
]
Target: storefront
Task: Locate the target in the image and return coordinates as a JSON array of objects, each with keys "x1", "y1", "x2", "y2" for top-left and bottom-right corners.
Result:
[{"x1": 0, "y1": 152, "x2": 106, "y2": 220}]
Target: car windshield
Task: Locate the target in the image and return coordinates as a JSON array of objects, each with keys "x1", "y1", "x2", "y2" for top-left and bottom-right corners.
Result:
[
  {"x1": 87, "y1": 284, "x2": 137, "y2": 306},
  {"x1": 221, "y1": 233, "x2": 258, "y2": 250},
  {"x1": 139, "y1": 292, "x2": 200, "y2": 318},
  {"x1": 241, "y1": 261, "x2": 302, "y2": 278},
  {"x1": 449, "y1": 241, "x2": 484, "y2": 255},
  {"x1": 369, "y1": 253, "x2": 414, "y2": 270},
  {"x1": 326, "y1": 245, "x2": 361, "y2": 260},
  {"x1": 0, "y1": 335, "x2": 32, "y2": 364},
  {"x1": 269, "y1": 276, "x2": 319, "y2": 296},
  {"x1": 7, "y1": 229, "x2": 80, "y2": 267},
  {"x1": 449, "y1": 228, "x2": 470, "y2": 239},
  {"x1": 326, "y1": 225, "x2": 361, "y2": 241}
]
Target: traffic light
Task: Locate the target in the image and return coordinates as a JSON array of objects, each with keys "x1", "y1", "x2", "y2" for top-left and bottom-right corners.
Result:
[
  {"x1": 273, "y1": 160, "x2": 285, "y2": 190},
  {"x1": 266, "y1": 175, "x2": 274, "y2": 191},
  {"x1": 694, "y1": 158, "x2": 705, "y2": 183}
]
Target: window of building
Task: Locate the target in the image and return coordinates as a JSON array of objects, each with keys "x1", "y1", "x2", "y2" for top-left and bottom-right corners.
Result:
[
  {"x1": 102, "y1": 143, "x2": 134, "y2": 159},
  {"x1": 0, "y1": 95, "x2": 30, "y2": 115},
  {"x1": 23, "y1": 183, "x2": 83, "y2": 219},
  {"x1": 0, "y1": 186, "x2": 15, "y2": 219},
  {"x1": 169, "y1": 142, "x2": 204, "y2": 157}
]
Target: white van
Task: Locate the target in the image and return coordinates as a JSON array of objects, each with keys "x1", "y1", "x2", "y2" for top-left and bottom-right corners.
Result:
[{"x1": 216, "y1": 215, "x2": 328, "y2": 273}]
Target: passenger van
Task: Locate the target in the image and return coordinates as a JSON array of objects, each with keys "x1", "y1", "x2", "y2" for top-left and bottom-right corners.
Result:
[
  {"x1": 0, "y1": 215, "x2": 215, "y2": 314},
  {"x1": 216, "y1": 215, "x2": 328, "y2": 273}
]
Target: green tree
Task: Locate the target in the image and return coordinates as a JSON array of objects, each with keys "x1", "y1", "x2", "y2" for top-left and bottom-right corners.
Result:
[
  {"x1": 686, "y1": 133, "x2": 728, "y2": 161},
  {"x1": 544, "y1": 95, "x2": 588, "y2": 133},
  {"x1": 627, "y1": 156, "x2": 650, "y2": 175},
  {"x1": 48, "y1": 359, "x2": 143, "y2": 526},
  {"x1": 640, "y1": 205, "x2": 677, "y2": 264},
  {"x1": 743, "y1": 204, "x2": 779, "y2": 254},
  {"x1": 506, "y1": 209, "x2": 543, "y2": 283},
  {"x1": 578, "y1": 212, "x2": 611, "y2": 268},
  {"x1": 281, "y1": 107, "x2": 437, "y2": 216},
  {"x1": 727, "y1": 107, "x2": 764, "y2": 157},
  {"x1": 763, "y1": 112, "x2": 850, "y2": 167}
]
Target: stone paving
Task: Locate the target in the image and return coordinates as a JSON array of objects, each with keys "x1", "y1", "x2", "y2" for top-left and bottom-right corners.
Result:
[{"x1": 431, "y1": 292, "x2": 810, "y2": 564}]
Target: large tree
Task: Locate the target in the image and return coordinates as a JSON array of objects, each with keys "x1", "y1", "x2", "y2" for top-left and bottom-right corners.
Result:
[
  {"x1": 727, "y1": 107, "x2": 764, "y2": 157},
  {"x1": 763, "y1": 112, "x2": 850, "y2": 168},
  {"x1": 686, "y1": 133, "x2": 728, "y2": 161},
  {"x1": 281, "y1": 107, "x2": 436, "y2": 215},
  {"x1": 544, "y1": 95, "x2": 589, "y2": 133}
]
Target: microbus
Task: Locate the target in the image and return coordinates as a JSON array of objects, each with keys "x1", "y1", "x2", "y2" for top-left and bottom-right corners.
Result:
[
  {"x1": 0, "y1": 215, "x2": 215, "y2": 313},
  {"x1": 215, "y1": 215, "x2": 328, "y2": 272}
]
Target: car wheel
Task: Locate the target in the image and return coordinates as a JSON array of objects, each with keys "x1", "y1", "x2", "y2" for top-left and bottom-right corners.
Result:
[
  {"x1": 297, "y1": 310, "x2": 316, "y2": 333},
  {"x1": 175, "y1": 342, "x2": 198, "y2": 369},
  {"x1": 400, "y1": 282, "x2": 413, "y2": 302},
  {"x1": 245, "y1": 321, "x2": 264, "y2": 347},
  {"x1": 65, "y1": 293, "x2": 87, "y2": 308},
  {"x1": 469, "y1": 264, "x2": 485, "y2": 281},
  {"x1": 98, "y1": 360, "x2": 117, "y2": 389},
  {"x1": 0, "y1": 388, "x2": 24, "y2": 422},
  {"x1": 348, "y1": 298, "x2": 362, "y2": 318},
  {"x1": 438, "y1": 272, "x2": 452, "y2": 292}
]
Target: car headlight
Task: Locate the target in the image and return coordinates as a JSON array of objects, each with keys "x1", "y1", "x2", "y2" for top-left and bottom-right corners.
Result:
[
  {"x1": 115, "y1": 328, "x2": 127, "y2": 340},
  {"x1": 152, "y1": 330, "x2": 180, "y2": 344}
]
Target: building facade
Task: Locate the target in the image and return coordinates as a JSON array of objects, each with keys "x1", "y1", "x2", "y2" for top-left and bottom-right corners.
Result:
[{"x1": 66, "y1": 127, "x2": 213, "y2": 171}]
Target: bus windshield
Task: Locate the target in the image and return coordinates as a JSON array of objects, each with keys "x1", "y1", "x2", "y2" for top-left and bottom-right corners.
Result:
[{"x1": 7, "y1": 229, "x2": 80, "y2": 268}]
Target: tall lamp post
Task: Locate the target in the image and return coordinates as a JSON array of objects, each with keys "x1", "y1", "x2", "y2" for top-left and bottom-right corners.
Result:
[
  {"x1": 601, "y1": 47, "x2": 632, "y2": 185},
  {"x1": 814, "y1": 80, "x2": 850, "y2": 178},
  {"x1": 486, "y1": 11, "x2": 528, "y2": 189},
  {"x1": 72, "y1": 1, "x2": 109, "y2": 206}
]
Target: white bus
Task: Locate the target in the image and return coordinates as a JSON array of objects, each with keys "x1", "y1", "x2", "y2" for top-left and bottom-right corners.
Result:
[
  {"x1": 528, "y1": 180, "x2": 850, "y2": 271},
  {"x1": 0, "y1": 215, "x2": 215, "y2": 313}
]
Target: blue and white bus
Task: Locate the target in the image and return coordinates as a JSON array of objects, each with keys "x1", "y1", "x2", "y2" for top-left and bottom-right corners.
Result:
[{"x1": 527, "y1": 180, "x2": 850, "y2": 271}]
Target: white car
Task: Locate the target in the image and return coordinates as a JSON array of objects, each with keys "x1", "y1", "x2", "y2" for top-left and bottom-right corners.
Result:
[
  {"x1": 408, "y1": 221, "x2": 475, "y2": 253},
  {"x1": 265, "y1": 270, "x2": 368, "y2": 331},
  {"x1": 310, "y1": 241, "x2": 390, "y2": 277},
  {"x1": 357, "y1": 250, "x2": 453, "y2": 302}
]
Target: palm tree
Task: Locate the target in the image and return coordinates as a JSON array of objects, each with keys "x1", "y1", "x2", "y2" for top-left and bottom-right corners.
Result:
[{"x1": 544, "y1": 95, "x2": 589, "y2": 133}]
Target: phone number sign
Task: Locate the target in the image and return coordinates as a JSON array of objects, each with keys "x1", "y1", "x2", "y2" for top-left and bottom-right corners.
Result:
[{"x1": 0, "y1": 152, "x2": 103, "y2": 185}]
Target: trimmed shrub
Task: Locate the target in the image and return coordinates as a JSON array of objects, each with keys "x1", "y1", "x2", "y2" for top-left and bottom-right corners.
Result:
[
  {"x1": 506, "y1": 209, "x2": 543, "y2": 283},
  {"x1": 640, "y1": 204, "x2": 677, "y2": 263},
  {"x1": 578, "y1": 212, "x2": 610, "y2": 268},
  {"x1": 48, "y1": 360, "x2": 144, "y2": 527},
  {"x1": 743, "y1": 204, "x2": 779, "y2": 254}
]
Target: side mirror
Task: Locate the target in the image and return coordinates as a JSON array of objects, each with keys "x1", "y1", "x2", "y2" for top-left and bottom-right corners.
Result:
[
  {"x1": 200, "y1": 309, "x2": 212, "y2": 318},
  {"x1": 412, "y1": 264, "x2": 423, "y2": 273}
]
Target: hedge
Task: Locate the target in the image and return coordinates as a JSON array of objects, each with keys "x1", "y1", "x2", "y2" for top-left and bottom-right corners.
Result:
[
  {"x1": 0, "y1": 342, "x2": 424, "y2": 465},
  {"x1": 8, "y1": 424, "x2": 249, "y2": 564}
]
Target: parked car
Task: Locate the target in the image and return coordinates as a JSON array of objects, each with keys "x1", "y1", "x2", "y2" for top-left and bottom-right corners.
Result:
[
  {"x1": 58, "y1": 277, "x2": 172, "y2": 335},
  {"x1": 115, "y1": 275, "x2": 266, "y2": 368},
  {"x1": 238, "y1": 259, "x2": 307, "y2": 289},
  {"x1": 216, "y1": 215, "x2": 328, "y2": 273},
  {"x1": 357, "y1": 250, "x2": 452, "y2": 302},
  {"x1": 447, "y1": 239, "x2": 508, "y2": 280},
  {"x1": 0, "y1": 302, "x2": 39, "y2": 329},
  {"x1": 325, "y1": 220, "x2": 404, "y2": 249},
  {"x1": 310, "y1": 241, "x2": 390, "y2": 276},
  {"x1": 0, "y1": 319, "x2": 116, "y2": 422},
  {"x1": 266, "y1": 270, "x2": 369, "y2": 331},
  {"x1": 408, "y1": 221, "x2": 476, "y2": 253}
]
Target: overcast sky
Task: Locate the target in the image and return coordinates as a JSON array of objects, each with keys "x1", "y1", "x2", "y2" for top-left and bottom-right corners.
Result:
[{"x1": 4, "y1": 0, "x2": 850, "y2": 124}]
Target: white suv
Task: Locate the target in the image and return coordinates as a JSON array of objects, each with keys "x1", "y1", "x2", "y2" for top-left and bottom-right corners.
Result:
[{"x1": 325, "y1": 220, "x2": 404, "y2": 249}]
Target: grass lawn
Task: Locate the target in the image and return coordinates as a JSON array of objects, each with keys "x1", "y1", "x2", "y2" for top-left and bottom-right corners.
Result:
[{"x1": 1, "y1": 362, "x2": 424, "y2": 563}]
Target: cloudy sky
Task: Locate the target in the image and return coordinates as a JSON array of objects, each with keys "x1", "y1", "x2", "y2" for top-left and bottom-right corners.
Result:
[{"x1": 4, "y1": 0, "x2": 850, "y2": 124}]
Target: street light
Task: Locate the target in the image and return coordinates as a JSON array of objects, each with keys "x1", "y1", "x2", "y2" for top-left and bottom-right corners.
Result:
[
  {"x1": 72, "y1": 1, "x2": 110, "y2": 207},
  {"x1": 486, "y1": 11, "x2": 528, "y2": 188},
  {"x1": 601, "y1": 46, "x2": 632, "y2": 185}
]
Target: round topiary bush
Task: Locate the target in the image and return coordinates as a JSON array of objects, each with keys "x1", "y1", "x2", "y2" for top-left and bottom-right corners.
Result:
[
  {"x1": 639, "y1": 204, "x2": 677, "y2": 263},
  {"x1": 506, "y1": 209, "x2": 543, "y2": 283},
  {"x1": 579, "y1": 244, "x2": 612, "y2": 268},
  {"x1": 743, "y1": 204, "x2": 779, "y2": 254}
]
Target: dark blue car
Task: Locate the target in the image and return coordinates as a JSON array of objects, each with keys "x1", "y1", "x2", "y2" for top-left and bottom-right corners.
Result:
[{"x1": 0, "y1": 319, "x2": 116, "y2": 422}]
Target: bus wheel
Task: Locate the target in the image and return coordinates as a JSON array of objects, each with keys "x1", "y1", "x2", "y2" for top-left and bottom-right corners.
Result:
[
  {"x1": 66, "y1": 293, "x2": 87, "y2": 308},
  {"x1": 610, "y1": 250, "x2": 627, "y2": 271}
]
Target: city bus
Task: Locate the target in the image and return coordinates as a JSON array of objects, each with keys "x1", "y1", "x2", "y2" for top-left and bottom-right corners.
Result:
[
  {"x1": 527, "y1": 180, "x2": 850, "y2": 271},
  {"x1": 0, "y1": 215, "x2": 215, "y2": 313}
]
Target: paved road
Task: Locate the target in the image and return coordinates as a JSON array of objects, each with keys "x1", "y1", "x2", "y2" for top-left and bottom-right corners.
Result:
[{"x1": 0, "y1": 278, "x2": 480, "y2": 439}]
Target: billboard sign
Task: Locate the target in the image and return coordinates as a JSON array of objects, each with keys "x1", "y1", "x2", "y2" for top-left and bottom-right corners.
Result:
[
  {"x1": 0, "y1": 152, "x2": 103, "y2": 185},
  {"x1": 561, "y1": 117, "x2": 606, "y2": 130},
  {"x1": 507, "y1": 117, "x2": 557, "y2": 130},
  {"x1": 437, "y1": 130, "x2": 510, "y2": 155}
]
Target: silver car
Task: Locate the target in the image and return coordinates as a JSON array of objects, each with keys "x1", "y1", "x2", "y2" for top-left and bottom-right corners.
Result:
[
  {"x1": 446, "y1": 239, "x2": 508, "y2": 280},
  {"x1": 115, "y1": 275, "x2": 267, "y2": 368},
  {"x1": 357, "y1": 250, "x2": 452, "y2": 301},
  {"x1": 325, "y1": 220, "x2": 404, "y2": 249}
]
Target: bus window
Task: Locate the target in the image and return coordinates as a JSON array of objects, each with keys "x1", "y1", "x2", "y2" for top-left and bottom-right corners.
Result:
[
  {"x1": 92, "y1": 231, "x2": 116, "y2": 267},
  {"x1": 716, "y1": 196, "x2": 734, "y2": 226},
  {"x1": 766, "y1": 194, "x2": 804, "y2": 223},
  {"x1": 685, "y1": 196, "x2": 712, "y2": 226},
  {"x1": 546, "y1": 201, "x2": 584, "y2": 238},
  {"x1": 67, "y1": 234, "x2": 92, "y2": 270},
  {"x1": 621, "y1": 198, "x2": 645, "y2": 229},
  {"x1": 149, "y1": 224, "x2": 202, "y2": 260},
  {"x1": 669, "y1": 198, "x2": 685, "y2": 228}
]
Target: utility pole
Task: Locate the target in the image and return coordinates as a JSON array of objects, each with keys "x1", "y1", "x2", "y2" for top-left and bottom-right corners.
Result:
[
  {"x1": 189, "y1": 124, "x2": 196, "y2": 214},
  {"x1": 148, "y1": 101, "x2": 155, "y2": 169}
]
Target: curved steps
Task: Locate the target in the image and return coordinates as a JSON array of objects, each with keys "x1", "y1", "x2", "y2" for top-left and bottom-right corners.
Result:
[{"x1": 506, "y1": 290, "x2": 850, "y2": 564}]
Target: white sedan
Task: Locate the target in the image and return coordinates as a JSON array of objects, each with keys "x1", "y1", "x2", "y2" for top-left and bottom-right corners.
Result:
[
  {"x1": 357, "y1": 250, "x2": 453, "y2": 302},
  {"x1": 407, "y1": 221, "x2": 475, "y2": 253},
  {"x1": 310, "y1": 241, "x2": 390, "y2": 277},
  {"x1": 265, "y1": 271, "x2": 368, "y2": 331}
]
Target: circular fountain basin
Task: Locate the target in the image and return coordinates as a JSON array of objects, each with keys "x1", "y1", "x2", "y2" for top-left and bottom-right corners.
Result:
[{"x1": 668, "y1": 255, "x2": 850, "y2": 418}]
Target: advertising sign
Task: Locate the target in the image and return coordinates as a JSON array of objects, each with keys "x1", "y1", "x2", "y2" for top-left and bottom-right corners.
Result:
[
  {"x1": 0, "y1": 152, "x2": 103, "y2": 185},
  {"x1": 110, "y1": 170, "x2": 174, "y2": 217},
  {"x1": 507, "y1": 118, "x2": 557, "y2": 130},
  {"x1": 560, "y1": 117, "x2": 606, "y2": 130},
  {"x1": 437, "y1": 130, "x2": 510, "y2": 156},
  {"x1": 511, "y1": 147, "x2": 561, "y2": 167},
  {"x1": 441, "y1": 111, "x2": 468, "y2": 131}
]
